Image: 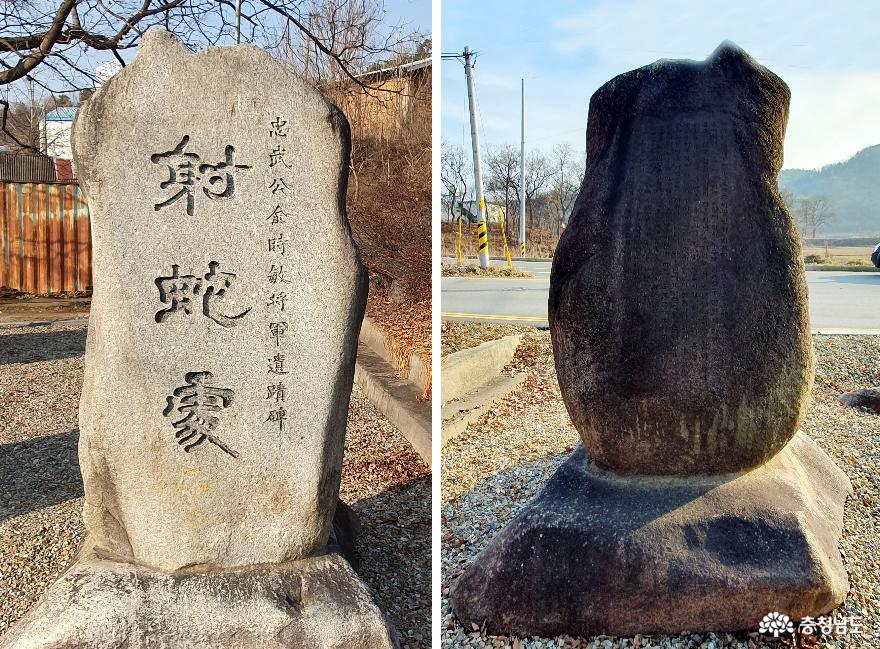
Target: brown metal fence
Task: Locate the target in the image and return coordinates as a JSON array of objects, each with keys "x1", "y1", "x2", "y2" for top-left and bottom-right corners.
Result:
[{"x1": 0, "y1": 181, "x2": 92, "y2": 294}]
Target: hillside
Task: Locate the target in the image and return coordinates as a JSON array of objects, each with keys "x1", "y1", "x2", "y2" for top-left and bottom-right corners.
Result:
[{"x1": 779, "y1": 145, "x2": 880, "y2": 236}]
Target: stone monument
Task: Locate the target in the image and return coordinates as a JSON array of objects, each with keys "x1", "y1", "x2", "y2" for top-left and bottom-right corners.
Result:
[
  {"x1": 2, "y1": 29, "x2": 397, "y2": 648},
  {"x1": 451, "y1": 43, "x2": 851, "y2": 637}
]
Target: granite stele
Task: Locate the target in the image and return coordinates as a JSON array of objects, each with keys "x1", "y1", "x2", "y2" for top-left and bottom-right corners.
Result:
[
  {"x1": 1, "y1": 29, "x2": 397, "y2": 649},
  {"x1": 451, "y1": 43, "x2": 851, "y2": 637}
]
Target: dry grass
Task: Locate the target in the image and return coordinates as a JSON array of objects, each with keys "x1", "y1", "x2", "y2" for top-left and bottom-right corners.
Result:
[
  {"x1": 441, "y1": 231, "x2": 877, "y2": 266},
  {"x1": 331, "y1": 73, "x2": 431, "y2": 398},
  {"x1": 803, "y1": 245, "x2": 876, "y2": 264},
  {"x1": 366, "y1": 288, "x2": 431, "y2": 400},
  {"x1": 441, "y1": 223, "x2": 558, "y2": 260},
  {"x1": 441, "y1": 263, "x2": 533, "y2": 279}
]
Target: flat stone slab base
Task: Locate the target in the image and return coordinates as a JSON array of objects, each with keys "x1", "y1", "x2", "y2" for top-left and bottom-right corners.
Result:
[
  {"x1": 451, "y1": 432, "x2": 851, "y2": 637},
  {"x1": 2, "y1": 547, "x2": 397, "y2": 649}
]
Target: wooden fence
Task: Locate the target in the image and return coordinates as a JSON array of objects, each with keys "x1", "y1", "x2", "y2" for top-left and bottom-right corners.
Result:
[{"x1": 0, "y1": 181, "x2": 92, "y2": 294}]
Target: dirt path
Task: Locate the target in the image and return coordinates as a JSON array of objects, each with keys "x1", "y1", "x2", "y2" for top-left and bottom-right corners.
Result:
[{"x1": 0, "y1": 289, "x2": 90, "y2": 325}]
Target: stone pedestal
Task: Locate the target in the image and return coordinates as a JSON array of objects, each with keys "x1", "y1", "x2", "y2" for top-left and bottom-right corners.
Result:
[
  {"x1": 2, "y1": 545, "x2": 396, "y2": 649},
  {"x1": 451, "y1": 433, "x2": 850, "y2": 637}
]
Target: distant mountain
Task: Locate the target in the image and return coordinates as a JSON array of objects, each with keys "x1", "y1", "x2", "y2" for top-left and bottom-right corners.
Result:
[{"x1": 779, "y1": 145, "x2": 880, "y2": 237}]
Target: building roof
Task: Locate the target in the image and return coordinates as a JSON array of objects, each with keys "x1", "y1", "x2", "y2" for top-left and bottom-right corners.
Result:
[
  {"x1": 45, "y1": 107, "x2": 77, "y2": 122},
  {"x1": 355, "y1": 57, "x2": 431, "y2": 80},
  {"x1": 0, "y1": 152, "x2": 57, "y2": 181}
]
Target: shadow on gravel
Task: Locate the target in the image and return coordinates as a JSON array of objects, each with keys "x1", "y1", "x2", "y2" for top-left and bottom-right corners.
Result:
[
  {"x1": 0, "y1": 429, "x2": 83, "y2": 522},
  {"x1": 353, "y1": 476, "x2": 431, "y2": 647},
  {"x1": 0, "y1": 329, "x2": 87, "y2": 366}
]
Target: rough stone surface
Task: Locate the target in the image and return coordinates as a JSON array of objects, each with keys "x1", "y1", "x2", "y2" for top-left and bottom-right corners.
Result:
[
  {"x1": 0, "y1": 546, "x2": 397, "y2": 649},
  {"x1": 838, "y1": 387, "x2": 880, "y2": 414},
  {"x1": 71, "y1": 29, "x2": 367, "y2": 571},
  {"x1": 549, "y1": 43, "x2": 812, "y2": 476},
  {"x1": 450, "y1": 432, "x2": 851, "y2": 637}
]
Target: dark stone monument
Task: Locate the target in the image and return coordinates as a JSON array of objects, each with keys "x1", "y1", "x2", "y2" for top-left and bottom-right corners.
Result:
[{"x1": 450, "y1": 42, "x2": 851, "y2": 637}]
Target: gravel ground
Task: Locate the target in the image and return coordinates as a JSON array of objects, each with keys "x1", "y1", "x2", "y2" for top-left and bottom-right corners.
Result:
[
  {"x1": 0, "y1": 321, "x2": 430, "y2": 648},
  {"x1": 441, "y1": 322, "x2": 880, "y2": 649}
]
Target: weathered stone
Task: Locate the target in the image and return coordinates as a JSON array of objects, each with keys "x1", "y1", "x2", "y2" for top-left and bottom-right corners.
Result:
[
  {"x1": 2, "y1": 29, "x2": 397, "y2": 648},
  {"x1": 453, "y1": 43, "x2": 852, "y2": 639},
  {"x1": 451, "y1": 433, "x2": 850, "y2": 637},
  {"x1": 1, "y1": 545, "x2": 397, "y2": 649},
  {"x1": 549, "y1": 42, "x2": 812, "y2": 476},
  {"x1": 72, "y1": 28, "x2": 367, "y2": 571},
  {"x1": 838, "y1": 387, "x2": 880, "y2": 413}
]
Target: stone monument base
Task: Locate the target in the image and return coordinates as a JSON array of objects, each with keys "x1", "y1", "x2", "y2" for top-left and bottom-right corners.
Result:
[
  {"x1": 451, "y1": 432, "x2": 851, "y2": 637},
  {"x1": 1, "y1": 546, "x2": 398, "y2": 649}
]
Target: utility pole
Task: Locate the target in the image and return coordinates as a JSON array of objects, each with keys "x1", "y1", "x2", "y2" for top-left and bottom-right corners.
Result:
[
  {"x1": 519, "y1": 78, "x2": 526, "y2": 257},
  {"x1": 463, "y1": 46, "x2": 489, "y2": 269},
  {"x1": 235, "y1": 0, "x2": 242, "y2": 44}
]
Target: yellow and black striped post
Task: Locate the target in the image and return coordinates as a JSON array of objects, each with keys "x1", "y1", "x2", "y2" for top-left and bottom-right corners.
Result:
[
  {"x1": 498, "y1": 207, "x2": 513, "y2": 269},
  {"x1": 476, "y1": 199, "x2": 490, "y2": 267},
  {"x1": 456, "y1": 216, "x2": 463, "y2": 264},
  {"x1": 520, "y1": 241, "x2": 525, "y2": 256}
]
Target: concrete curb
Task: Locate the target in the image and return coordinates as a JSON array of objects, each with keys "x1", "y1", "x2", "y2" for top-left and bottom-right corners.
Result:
[
  {"x1": 354, "y1": 342, "x2": 431, "y2": 467},
  {"x1": 805, "y1": 265, "x2": 880, "y2": 272},
  {"x1": 441, "y1": 373, "x2": 527, "y2": 445},
  {"x1": 359, "y1": 315, "x2": 428, "y2": 393},
  {"x1": 441, "y1": 335, "x2": 521, "y2": 404}
]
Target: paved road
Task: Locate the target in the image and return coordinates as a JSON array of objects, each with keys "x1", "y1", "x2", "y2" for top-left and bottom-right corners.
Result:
[{"x1": 441, "y1": 259, "x2": 880, "y2": 332}]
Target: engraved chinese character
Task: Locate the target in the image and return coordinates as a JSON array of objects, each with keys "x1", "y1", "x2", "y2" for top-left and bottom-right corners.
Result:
[
  {"x1": 150, "y1": 136, "x2": 199, "y2": 216},
  {"x1": 269, "y1": 116, "x2": 289, "y2": 138},
  {"x1": 268, "y1": 234, "x2": 288, "y2": 255},
  {"x1": 265, "y1": 406, "x2": 287, "y2": 431},
  {"x1": 266, "y1": 382, "x2": 286, "y2": 403},
  {"x1": 267, "y1": 292, "x2": 287, "y2": 312},
  {"x1": 267, "y1": 264, "x2": 290, "y2": 284},
  {"x1": 269, "y1": 321, "x2": 288, "y2": 346},
  {"x1": 268, "y1": 353, "x2": 289, "y2": 374},
  {"x1": 200, "y1": 145, "x2": 252, "y2": 201},
  {"x1": 155, "y1": 262, "x2": 251, "y2": 327},
  {"x1": 202, "y1": 261, "x2": 252, "y2": 327},
  {"x1": 152, "y1": 265, "x2": 199, "y2": 320},
  {"x1": 163, "y1": 371, "x2": 237, "y2": 457},
  {"x1": 267, "y1": 205, "x2": 289, "y2": 225},
  {"x1": 269, "y1": 146, "x2": 291, "y2": 169},
  {"x1": 151, "y1": 136, "x2": 251, "y2": 216},
  {"x1": 269, "y1": 178, "x2": 289, "y2": 195}
]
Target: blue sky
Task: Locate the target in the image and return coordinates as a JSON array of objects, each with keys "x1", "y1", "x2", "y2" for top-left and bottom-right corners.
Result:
[
  {"x1": 36, "y1": 0, "x2": 431, "y2": 91},
  {"x1": 386, "y1": 0, "x2": 430, "y2": 35},
  {"x1": 440, "y1": 0, "x2": 880, "y2": 170}
]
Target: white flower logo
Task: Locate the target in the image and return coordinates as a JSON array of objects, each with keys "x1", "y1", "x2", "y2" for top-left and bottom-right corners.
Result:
[{"x1": 759, "y1": 611, "x2": 795, "y2": 637}]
